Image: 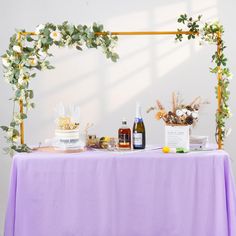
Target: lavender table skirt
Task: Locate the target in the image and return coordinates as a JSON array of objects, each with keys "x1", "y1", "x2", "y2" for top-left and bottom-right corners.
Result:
[{"x1": 4, "y1": 149, "x2": 236, "y2": 236}]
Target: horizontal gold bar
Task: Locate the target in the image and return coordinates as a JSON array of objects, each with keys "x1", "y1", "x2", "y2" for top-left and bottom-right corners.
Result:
[
  {"x1": 96, "y1": 31, "x2": 198, "y2": 36},
  {"x1": 19, "y1": 31, "x2": 198, "y2": 36},
  {"x1": 19, "y1": 32, "x2": 37, "y2": 36}
]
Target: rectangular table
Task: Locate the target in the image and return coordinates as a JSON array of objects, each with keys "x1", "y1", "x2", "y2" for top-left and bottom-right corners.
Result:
[{"x1": 4, "y1": 149, "x2": 236, "y2": 236}]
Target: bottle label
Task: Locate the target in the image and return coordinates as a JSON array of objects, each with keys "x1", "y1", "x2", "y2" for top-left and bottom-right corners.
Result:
[
  {"x1": 133, "y1": 133, "x2": 143, "y2": 146},
  {"x1": 119, "y1": 134, "x2": 131, "y2": 145}
]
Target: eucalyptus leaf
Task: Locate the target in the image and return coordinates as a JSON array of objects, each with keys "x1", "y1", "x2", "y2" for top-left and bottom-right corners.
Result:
[
  {"x1": 0, "y1": 126, "x2": 9, "y2": 132},
  {"x1": 76, "y1": 45, "x2": 82, "y2": 50}
]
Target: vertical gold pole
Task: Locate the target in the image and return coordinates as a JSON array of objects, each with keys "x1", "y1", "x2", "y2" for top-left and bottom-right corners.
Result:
[
  {"x1": 17, "y1": 32, "x2": 25, "y2": 145},
  {"x1": 19, "y1": 99, "x2": 24, "y2": 144},
  {"x1": 217, "y1": 32, "x2": 222, "y2": 149}
]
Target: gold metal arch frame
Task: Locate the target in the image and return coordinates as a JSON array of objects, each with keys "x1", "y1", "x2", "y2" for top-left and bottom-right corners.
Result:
[{"x1": 17, "y1": 30, "x2": 223, "y2": 149}]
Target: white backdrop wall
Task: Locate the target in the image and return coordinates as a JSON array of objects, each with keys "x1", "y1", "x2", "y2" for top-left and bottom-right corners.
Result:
[{"x1": 0, "y1": 0, "x2": 235, "y2": 234}]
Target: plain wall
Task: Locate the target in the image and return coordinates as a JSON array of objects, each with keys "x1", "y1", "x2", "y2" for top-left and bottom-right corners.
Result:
[{"x1": 0, "y1": 0, "x2": 235, "y2": 234}]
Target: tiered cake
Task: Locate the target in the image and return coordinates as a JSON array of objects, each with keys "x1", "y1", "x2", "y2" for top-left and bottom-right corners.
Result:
[
  {"x1": 54, "y1": 129, "x2": 80, "y2": 150},
  {"x1": 53, "y1": 115, "x2": 82, "y2": 150}
]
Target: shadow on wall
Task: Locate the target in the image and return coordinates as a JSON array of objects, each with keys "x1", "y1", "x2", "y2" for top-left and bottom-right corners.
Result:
[{"x1": 1, "y1": 0, "x2": 233, "y2": 235}]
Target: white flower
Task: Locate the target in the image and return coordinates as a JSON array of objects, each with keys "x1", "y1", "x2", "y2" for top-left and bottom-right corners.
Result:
[
  {"x1": 28, "y1": 56, "x2": 38, "y2": 67},
  {"x1": 182, "y1": 109, "x2": 187, "y2": 114},
  {"x1": 18, "y1": 72, "x2": 29, "y2": 86},
  {"x1": 13, "y1": 45, "x2": 22, "y2": 53},
  {"x1": 186, "y1": 110, "x2": 192, "y2": 116},
  {"x1": 192, "y1": 112, "x2": 198, "y2": 119},
  {"x1": 9, "y1": 55, "x2": 16, "y2": 61},
  {"x1": 176, "y1": 110, "x2": 184, "y2": 117},
  {"x1": 2, "y1": 57, "x2": 10, "y2": 67},
  {"x1": 50, "y1": 31, "x2": 62, "y2": 41},
  {"x1": 18, "y1": 76, "x2": 25, "y2": 85},
  {"x1": 38, "y1": 50, "x2": 47, "y2": 59},
  {"x1": 35, "y1": 24, "x2": 45, "y2": 34}
]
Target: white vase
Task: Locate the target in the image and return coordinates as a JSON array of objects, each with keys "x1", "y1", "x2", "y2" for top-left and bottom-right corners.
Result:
[{"x1": 165, "y1": 124, "x2": 190, "y2": 150}]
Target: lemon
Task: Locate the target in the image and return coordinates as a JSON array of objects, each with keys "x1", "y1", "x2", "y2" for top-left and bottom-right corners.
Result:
[
  {"x1": 99, "y1": 136, "x2": 110, "y2": 149},
  {"x1": 162, "y1": 146, "x2": 170, "y2": 153}
]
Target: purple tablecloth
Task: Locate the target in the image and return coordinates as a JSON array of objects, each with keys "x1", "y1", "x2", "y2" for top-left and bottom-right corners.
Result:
[{"x1": 4, "y1": 149, "x2": 236, "y2": 236}]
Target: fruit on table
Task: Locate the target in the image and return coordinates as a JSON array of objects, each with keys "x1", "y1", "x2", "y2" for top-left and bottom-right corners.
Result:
[
  {"x1": 99, "y1": 137, "x2": 110, "y2": 149},
  {"x1": 162, "y1": 146, "x2": 170, "y2": 153}
]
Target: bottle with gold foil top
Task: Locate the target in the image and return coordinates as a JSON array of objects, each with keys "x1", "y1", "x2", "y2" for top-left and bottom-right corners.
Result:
[
  {"x1": 133, "y1": 103, "x2": 146, "y2": 149},
  {"x1": 118, "y1": 118, "x2": 131, "y2": 150}
]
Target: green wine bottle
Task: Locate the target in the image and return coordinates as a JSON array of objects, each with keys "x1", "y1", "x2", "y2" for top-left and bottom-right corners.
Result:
[{"x1": 133, "y1": 103, "x2": 146, "y2": 149}]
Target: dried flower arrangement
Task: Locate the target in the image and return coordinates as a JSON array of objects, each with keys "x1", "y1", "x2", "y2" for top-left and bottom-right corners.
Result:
[{"x1": 147, "y1": 92, "x2": 208, "y2": 126}]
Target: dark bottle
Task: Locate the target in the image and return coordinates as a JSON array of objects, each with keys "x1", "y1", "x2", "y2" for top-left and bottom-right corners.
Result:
[
  {"x1": 133, "y1": 103, "x2": 146, "y2": 149},
  {"x1": 118, "y1": 118, "x2": 131, "y2": 150}
]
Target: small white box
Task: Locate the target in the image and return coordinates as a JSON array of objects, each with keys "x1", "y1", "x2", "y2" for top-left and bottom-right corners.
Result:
[{"x1": 165, "y1": 125, "x2": 190, "y2": 150}]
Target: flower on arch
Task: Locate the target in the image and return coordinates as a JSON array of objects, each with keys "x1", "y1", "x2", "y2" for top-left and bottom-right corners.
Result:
[
  {"x1": 38, "y1": 50, "x2": 47, "y2": 58},
  {"x1": 35, "y1": 24, "x2": 45, "y2": 34},
  {"x1": 13, "y1": 45, "x2": 22, "y2": 53},
  {"x1": 2, "y1": 57, "x2": 10, "y2": 67},
  {"x1": 28, "y1": 56, "x2": 38, "y2": 67},
  {"x1": 18, "y1": 72, "x2": 30, "y2": 86},
  {"x1": 50, "y1": 31, "x2": 62, "y2": 41}
]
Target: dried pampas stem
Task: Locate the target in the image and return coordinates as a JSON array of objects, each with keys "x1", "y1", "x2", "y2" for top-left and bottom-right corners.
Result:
[
  {"x1": 146, "y1": 107, "x2": 155, "y2": 113},
  {"x1": 84, "y1": 123, "x2": 94, "y2": 138},
  {"x1": 156, "y1": 100, "x2": 165, "y2": 110},
  {"x1": 189, "y1": 96, "x2": 201, "y2": 107},
  {"x1": 172, "y1": 92, "x2": 177, "y2": 113}
]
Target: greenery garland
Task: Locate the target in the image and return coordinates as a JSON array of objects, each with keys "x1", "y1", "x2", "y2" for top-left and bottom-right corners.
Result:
[
  {"x1": 175, "y1": 14, "x2": 232, "y2": 146},
  {"x1": 1, "y1": 16, "x2": 232, "y2": 153},
  {"x1": 1, "y1": 22, "x2": 119, "y2": 154}
]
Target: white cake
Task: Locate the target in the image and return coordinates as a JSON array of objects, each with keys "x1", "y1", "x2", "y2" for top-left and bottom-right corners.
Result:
[{"x1": 54, "y1": 129, "x2": 81, "y2": 150}]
